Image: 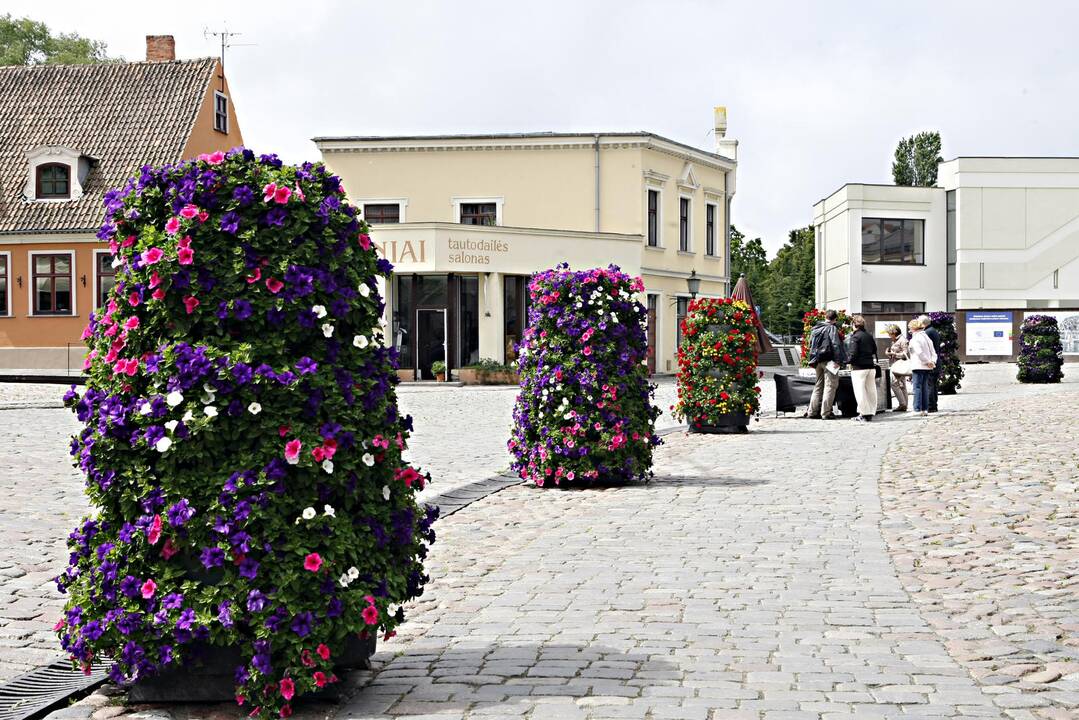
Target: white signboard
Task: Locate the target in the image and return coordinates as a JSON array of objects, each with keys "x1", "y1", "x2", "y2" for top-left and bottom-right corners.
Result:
[
  {"x1": 1024, "y1": 311, "x2": 1079, "y2": 355},
  {"x1": 874, "y1": 320, "x2": 901, "y2": 340},
  {"x1": 965, "y1": 311, "x2": 1014, "y2": 356}
]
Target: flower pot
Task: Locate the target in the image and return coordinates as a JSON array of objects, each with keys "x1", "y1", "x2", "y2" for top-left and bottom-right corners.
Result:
[
  {"x1": 704, "y1": 324, "x2": 733, "y2": 336},
  {"x1": 128, "y1": 634, "x2": 376, "y2": 702},
  {"x1": 434, "y1": 372, "x2": 446, "y2": 382},
  {"x1": 689, "y1": 412, "x2": 750, "y2": 434}
]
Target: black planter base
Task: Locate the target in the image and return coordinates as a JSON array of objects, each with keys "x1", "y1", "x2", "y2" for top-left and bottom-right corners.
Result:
[
  {"x1": 689, "y1": 413, "x2": 750, "y2": 434},
  {"x1": 128, "y1": 635, "x2": 375, "y2": 702}
]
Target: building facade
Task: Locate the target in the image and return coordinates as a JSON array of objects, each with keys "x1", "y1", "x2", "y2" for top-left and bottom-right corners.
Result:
[
  {"x1": 813, "y1": 157, "x2": 1079, "y2": 314},
  {"x1": 316, "y1": 110, "x2": 738, "y2": 379},
  {"x1": 0, "y1": 36, "x2": 243, "y2": 369}
]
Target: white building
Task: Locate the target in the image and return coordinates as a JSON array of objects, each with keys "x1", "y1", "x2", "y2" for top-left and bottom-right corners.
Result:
[{"x1": 813, "y1": 157, "x2": 1079, "y2": 314}]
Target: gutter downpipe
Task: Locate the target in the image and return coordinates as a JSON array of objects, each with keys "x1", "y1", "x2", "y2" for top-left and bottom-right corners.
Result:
[
  {"x1": 593, "y1": 134, "x2": 601, "y2": 233},
  {"x1": 723, "y1": 169, "x2": 732, "y2": 296}
]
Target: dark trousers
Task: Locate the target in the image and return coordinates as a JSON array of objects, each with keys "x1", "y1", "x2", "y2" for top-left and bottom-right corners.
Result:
[
  {"x1": 913, "y1": 370, "x2": 932, "y2": 412},
  {"x1": 929, "y1": 369, "x2": 940, "y2": 411}
]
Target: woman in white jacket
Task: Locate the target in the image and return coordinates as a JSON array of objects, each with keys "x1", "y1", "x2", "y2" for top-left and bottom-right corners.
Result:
[{"x1": 907, "y1": 318, "x2": 938, "y2": 416}]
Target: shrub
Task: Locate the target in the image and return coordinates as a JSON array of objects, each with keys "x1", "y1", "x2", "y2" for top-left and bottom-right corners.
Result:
[
  {"x1": 673, "y1": 298, "x2": 761, "y2": 429},
  {"x1": 507, "y1": 264, "x2": 660, "y2": 486},
  {"x1": 430, "y1": 360, "x2": 446, "y2": 375},
  {"x1": 1017, "y1": 315, "x2": 1064, "y2": 383},
  {"x1": 57, "y1": 149, "x2": 436, "y2": 717},
  {"x1": 918, "y1": 311, "x2": 964, "y2": 393},
  {"x1": 801, "y1": 308, "x2": 852, "y2": 366},
  {"x1": 466, "y1": 357, "x2": 515, "y2": 373}
]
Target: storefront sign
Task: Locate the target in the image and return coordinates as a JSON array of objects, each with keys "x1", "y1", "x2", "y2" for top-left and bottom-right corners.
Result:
[
  {"x1": 965, "y1": 311, "x2": 1014, "y2": 355},
  {"x1": 1023, "y1": 311, "x2": 1079, "y2": 355},
  {"x1": 447, "y1": 237, "x2": 510, "y2": 266},
  {"x1": 372, "y1": 239, "x2": 427, "y2": 265}
]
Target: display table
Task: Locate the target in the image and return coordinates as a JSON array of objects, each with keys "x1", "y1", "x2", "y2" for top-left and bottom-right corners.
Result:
[{"x1": 775, "y1": 368, "x2": 891, "y2": 416}]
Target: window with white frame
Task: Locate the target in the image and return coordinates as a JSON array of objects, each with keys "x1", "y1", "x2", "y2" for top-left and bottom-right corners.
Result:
[
  {"x1": 679, "y1": 197, "x2": 691, "y2": 252},
  {"x1": 460, "y1": 202, "x2": 497, "y2": 226},
  {"x1": 363, "y1": 203, "x2": 401, "y2": 224},
  {"x1": 675, "y1": 296, "x2": 690, "y2": 349},
  {"x1": 0, "y1": 253, "x2": 9, "y2": 316},
  {"x1": 37, "y1": 163, "x2": 71, "y2": 199},
  {"x1": 31, "y1": 252, "x2": 74, "y2": 315},
  {"x1": 705, "y1": 203, "x2": 716, "y2": 256},
  {"x1": 647, "y1": 189, "x2": 660, "y2": 247},
  {"x1": 214, "y1": 92, "x2": 229, "y2": 133},
  {"x1": 95, "y1": 252, "x2": 116, "y2": 309}
]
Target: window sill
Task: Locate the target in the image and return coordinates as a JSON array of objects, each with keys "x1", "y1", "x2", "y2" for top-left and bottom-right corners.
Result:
[
  {"x1": 28, "y1": 313, "x2": 78, "y2": 318},
  {"x1": 644, "y1": 245, "x2": 666, "y2": 252},
  {"x1": 677, "y1": 250, "x2": 696, "y2": 257},
  {"x1": 702, "y1": 254, "x2": 721, "y2": 261},
  {"x1": 862, "y1": 262, "x2": 927, "y2": 267}
]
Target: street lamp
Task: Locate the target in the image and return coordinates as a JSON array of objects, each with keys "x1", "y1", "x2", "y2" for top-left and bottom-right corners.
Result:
[
  {"x1": 686, "y1": 270, "x2": 701, "y2": 299},
  {"x1": 787, "y1": 302, "x2": 794, "y2": 343}
]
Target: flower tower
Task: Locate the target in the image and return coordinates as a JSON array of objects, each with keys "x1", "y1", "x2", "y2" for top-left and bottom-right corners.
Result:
[
  {"x1": 508, "y1": 264, "x2": 660, "y2": 486},
  {"x1": 57, "y1": 149, "x2": 436, "y2": 715},
  {"x1": 1017, "y1": 315, "x2": 1064, "y2": 383},
  {"x1": 801, "y1": 308, "x2": 851, "y2": 367},
  {"x1": 673, "y1": 298, "x2": 761, "y2": 432},
  {"x1": 919, "y1": 311, "x2": 964, "y2": 394}
]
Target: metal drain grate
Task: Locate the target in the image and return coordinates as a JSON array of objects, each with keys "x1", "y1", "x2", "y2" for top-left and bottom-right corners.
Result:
[{"x1": 0, "y1": 657, "x2": 109, "y2": 720}]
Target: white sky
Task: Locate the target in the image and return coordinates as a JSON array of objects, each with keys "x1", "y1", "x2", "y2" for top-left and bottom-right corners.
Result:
[{"x1": 10, "y1": 0, "x2": 1079, "y2": 254}]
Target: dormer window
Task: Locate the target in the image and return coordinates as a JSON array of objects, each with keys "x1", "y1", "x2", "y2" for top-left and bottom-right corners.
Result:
[
  {"x1": 36, "y1": 163, "x2": 71, "y2": 199},
  {"x1": 214, "y1": 92, "x2": 229, "y2": 133}
]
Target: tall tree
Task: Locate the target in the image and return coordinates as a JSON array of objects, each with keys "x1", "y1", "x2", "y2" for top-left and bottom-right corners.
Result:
[
  {"x1": 761, "y1": 227, "x2": 815, "y2": 338},
  {"x1": 0, "y1": 14, "x2": 114, "y2": 65},
  {"x1": 728, "y1": 224, "x2": 771, "y2": 323},
  {"x1": 892, "y1": 131, "x2": 943, "y2": 187}
]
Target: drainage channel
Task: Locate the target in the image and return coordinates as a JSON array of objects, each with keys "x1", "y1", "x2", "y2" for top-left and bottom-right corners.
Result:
[{"x1": 0, "y1": 658, "x2": 109, "y2": 720}]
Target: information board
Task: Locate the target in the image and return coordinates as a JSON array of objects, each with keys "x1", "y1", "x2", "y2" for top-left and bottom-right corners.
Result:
[{"x1": 965, "y1": 311, "x2": 1014, "y2": 356}]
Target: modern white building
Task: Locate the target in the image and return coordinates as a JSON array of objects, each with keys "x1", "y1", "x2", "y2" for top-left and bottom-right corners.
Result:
[{"x1": 813, "y1": 157, "x2": 1079, "y2": 313}]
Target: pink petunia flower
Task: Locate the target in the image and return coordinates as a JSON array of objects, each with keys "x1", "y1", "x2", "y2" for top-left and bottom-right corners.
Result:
[
  {"x1": 316, "y1": 643, "x2": 331, "y2": 661},
  {"x1": 262, "y1": 182, "x2": 277, "y2": 202},
  {"x1": 265, "y1": 277, "x2": 284, "y2": 294},
  {"x1": 142, "y1": 247, "x2": 164, "y2": 265},
  {"x1": 149, "y1": 271, "x2": 162, "y2": 288},
  {"x1": 179, "y1": 204, "x2": 199, "y2": 219},
  {"x1": 161, "y1": 537, "x2": 179, "y2": 560},
  {"x1": 146, "y1": 515, "x2": 163, "y2": 545},
  {"x1": 121, "y1": 235, "x2": 136, "y2": 248},
  {"x1": 279, "y1": 677, "x2": 295, "y2": 701},
  {"x1": 152, "y1": 288, "x2": 166, "y2": 301},
  {"x1": 164, "y1": 217, "x2": 181, "y2": 235},
  {"x1": 358, "y1": 233, "x2": 371, "y2": 250},
  {"x1": 313, "y1": 671, "x2": 328, "y2": 688},
  {"x1": 303, "y1": 553, "x2": 322, "y2": 572},
  {"x1": 361, "y1": 605, "x2": 379, "y2": 625},
  {"x1": 197, "y1": 211, "x2": 209, "y2": 223},
  {"x1": 183, "y1": 295, "x2": 200, "y2": 314},
  {"x1": 140, "y1": 579, "x2": 157, "y2": 599},
  {"x1": 206, "y1": 150, "x2": 226, "y2": 165},
  {"x1": 124, "y1": 316, "x2": 139, "y2": 330},
  {"x1": 178, "y1": 235, "x2": 192, "y2": 248},
  {"x1": 246, "y1": 268, "x2": 262, "y2": 284},
  {"x1": 273, "y1": 186, "x2": 292, "y2": 204},
  {"x1": 128, "y1": 292, "x2": 141, "y2": 307},
  {"x1": 284, "y1": 439, "x2": 302, "y2": 464},
  {"x1": 177, "y1": 247, "x2": 195, "y2": 265}
]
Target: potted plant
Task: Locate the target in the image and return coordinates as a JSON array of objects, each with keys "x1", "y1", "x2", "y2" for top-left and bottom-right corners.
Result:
[
  {"x1": 508, "y1": 264, "x2": 660, "y2": 487},
  {"x1": 459, "y1": 358, "x2": 519, "y2": 385},
  {"x1": 673, "y1": 298, "x2": 761, "y2": 433},
  {"x1": 801, "y1": 308, "x2": 852, "y2": 367},
  {"x1": 57, "y1": 149, "x2": 437, "y2": 717},
  {"x1": 916, "y1": 311, "x2": 964, "y2": 394},
  {"x1": 1017, "y1": 314, "x2": 1064, "y2": 383},
  {"x1": 431, "y1": 360, "x2": 447, "y2": 382}
]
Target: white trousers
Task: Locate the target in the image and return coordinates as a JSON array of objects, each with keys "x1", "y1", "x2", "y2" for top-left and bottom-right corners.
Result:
[{"x1": 851, "y1": 368, "x2": 878, "y2": 417}]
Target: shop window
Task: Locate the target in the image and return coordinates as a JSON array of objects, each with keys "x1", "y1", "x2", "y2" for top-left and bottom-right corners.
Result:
[
  {"x1": 861, "y1": 218, "x2": 923, "y2": 265},
  {"x1": 504, "y1": 275, "x2": 530, "y2": 362},
  {"x1": 363, "y1": 203, "x2": 400, "y2": 224},
  {"x1": 32, "y1": 253, "x2": 73, "y2": 315},
  {"x1": 36, "y1": 163, "x2": 71, "y2": 199},
  {"x1": 647, "y1": 190, "x2": 659, "y2": 247},
  {"x1": 458, "y1": 276, "x2": 480, "y2": 367},
  {"x1": 460, "y1": 203, "x2": 497, "y2": 226},
  {"x1": 214, "y1": 92, "x2": 229, "y2": 133},
  {"x1": 96, "y1": 252, "x2": 116, "y2": 308},
  {"x1": 679, "y1": 197, "x2": 691, "y2": 251},
  {"x1": 0, "y1": 254, "x2": 8, "y2": 316},
  {"x1": 862, "y1": 301, "x2": 926, "y2": 314},
  {"x1": 415, "y1": 274, "x2": 447, "y2": 306},
  {"x1": 675, "y1": 296, "x2": 689, "y2": 349},
  {"x1": 393, "y1": 275, "x2": 414, "y2": 367},
  {"x1": 706, "y1": 203, "x2": 716, "y2": 256}
]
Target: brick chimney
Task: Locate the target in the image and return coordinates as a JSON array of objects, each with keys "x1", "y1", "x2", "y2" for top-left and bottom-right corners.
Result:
[{"x1": 145, "y1": 35, "x2": 176, "y2": 62}]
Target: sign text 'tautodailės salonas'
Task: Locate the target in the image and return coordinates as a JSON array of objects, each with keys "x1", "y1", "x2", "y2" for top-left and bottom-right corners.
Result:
[
  {"x1": 371, "y1": 235, "x2": 510, "y2": 267},
  {"x1": 446, "y1": 237, "x2": 509, "y2": 265}
]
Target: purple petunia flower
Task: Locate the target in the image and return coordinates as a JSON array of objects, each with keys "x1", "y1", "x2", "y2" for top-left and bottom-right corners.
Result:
[
  {"x1": 296, "y1": 357, "x2": 318, "y2": 375},
  {"x1": 220, "y1": 211, "x2": 240, "y2": 234}
]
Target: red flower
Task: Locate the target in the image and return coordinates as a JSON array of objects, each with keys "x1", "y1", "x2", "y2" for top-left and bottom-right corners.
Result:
[
  {"x1": 279, "y1": 677, "x2": 295, "y2": 700},
  {"x1": 316, "y1": 643, "x2": 331, "y2": 661},
  {"x1": 303, "y1": 553, "x2": 322, "y2": 572},
  {"x1": 361, "y1": 605, "x2": 379, "y2": 625},
  {"x1": 313, "y1": 671, "x2": 328, "y2": 688}
]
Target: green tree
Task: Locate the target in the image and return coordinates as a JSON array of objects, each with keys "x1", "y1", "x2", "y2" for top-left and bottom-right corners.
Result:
[
  {"x1": 0, "y1": 14, "x2": 115, "y2": 65},
  {"x1": 729, "y1": 225, "x2": 770, "y2": 323},
  {"x1": 892, "y1": 131, "x2": 943, "y2": 187},
  {"x1": 761, "y1": 226, "x2": 815, "y2": 338}
]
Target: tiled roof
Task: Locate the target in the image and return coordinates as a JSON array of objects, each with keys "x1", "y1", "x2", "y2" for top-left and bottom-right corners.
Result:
[{"x1": 0, "y1": 58, "x2": 218, "y2": 235}]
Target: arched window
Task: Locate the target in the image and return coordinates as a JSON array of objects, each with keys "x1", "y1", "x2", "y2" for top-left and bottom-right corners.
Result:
[{"x1": 36, "y1": 163, "x2": 71, "y2": 199}]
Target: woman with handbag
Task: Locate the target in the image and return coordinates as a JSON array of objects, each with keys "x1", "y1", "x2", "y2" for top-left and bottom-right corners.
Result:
[
  {"x1": 847, "y1": 315, "x2": 879, "y2": 423},
  {"x1": 885, "y1": 324, "x2": 911, "y2": 412},
  {"x1": 908, "y1": 318, "x2": 938, "y2": 416}
]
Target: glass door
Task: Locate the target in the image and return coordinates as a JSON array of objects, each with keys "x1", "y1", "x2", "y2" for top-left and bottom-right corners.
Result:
[{"x1": 416, "y1": 309, "x2": 447, "y2": 380}]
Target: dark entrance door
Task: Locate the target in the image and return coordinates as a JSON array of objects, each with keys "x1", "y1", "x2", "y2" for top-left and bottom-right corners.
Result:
[
  {"x1": 646, "y1": 295, "x2": 657, "y2": 375},
  {"x1": 416, "y1": 309, "x2": 447, "y2": 380}
]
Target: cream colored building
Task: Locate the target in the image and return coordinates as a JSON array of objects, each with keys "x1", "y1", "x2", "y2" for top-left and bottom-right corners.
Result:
[{"x1": 315, "y1": 110, "x2": 737, "y2": 379}]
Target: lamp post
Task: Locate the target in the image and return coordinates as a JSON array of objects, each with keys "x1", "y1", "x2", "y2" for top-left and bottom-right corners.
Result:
[
  {"x1": 787, "y1": 302, "x2": 793, "y2": 343},
  {"x1": 687, "y1": 270, "x2": 701, "y2": 299}
]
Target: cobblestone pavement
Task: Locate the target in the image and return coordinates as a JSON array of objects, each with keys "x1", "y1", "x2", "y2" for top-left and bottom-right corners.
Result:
[{"x1": 880, "y1": 388, "x2": 1079, "y2": 720}]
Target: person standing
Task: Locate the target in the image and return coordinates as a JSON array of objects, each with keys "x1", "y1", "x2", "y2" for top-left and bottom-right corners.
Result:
[
  {"x1": 918, "y1": 314, "x2": 942, "y2": 413},
  {"x1": 806, "y1": 309, "x2": 848, "y2": 419},
  {"x1": 847, "y1": 315, "x2": 878, "y2": 422},
  {"x1": 885, "y1": 324, "x2": 910, "y2": 412},
  {"x1": 908, "y1": 318, "x2": 938, "y2": 416}
]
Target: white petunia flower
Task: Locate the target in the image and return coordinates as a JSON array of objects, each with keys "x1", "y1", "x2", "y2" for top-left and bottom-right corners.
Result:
[
  {"x1": 203, "y1": 406, "x2": 218, "y2": 418},
  {"x1": 155, "y1": 437, "x2": 172, "y2": 453},
  {"x1": 203, "y1": 383, "x2": 216, "y2": 395},
  {"x1": 312, "y1": 304, "x2": 328, "y2": 318},
  {"x1": 166, "y1": 391, "x2": 184, "y2": 407},
  {"x1": 348, "y1": 566, "x2": 359, "y2": 580},
  {"x1": 164, "y1": 420, "x2": 179, "y2": 432},
  {"x1": 182, "y1": 410, "x2": 194, "y2": 423},
  {"x1": 111, "y1": 257, "x2": 123, "y2": 269},
  {"x1": 321, "y1": 323, "x2": 335, "y2": 338},
  {"x1": 323, "y1": 504, "x2": 335, "y2": 517},
  {"x1": 339, "y1": 574, "x2": 350, "y2": 587},
  {"x1": 302, "y1": 507, "x2": 316, "y2": 520},
  {"x1": 353, "y1": 335, "x2": 369, "y2": 349},
  {"x1": 248, "y1": 402, "x2": 262, "y2": 415},
  {"x1": 139, "y1": 401, "x2": 152, "y2": 416},
  {"x1": 359, "y1": 284, "x2": 371, "y2": 298},
  {"x1": 382, "y1": 485, "x2": 391, "y2": 501},
  {"x1": 322, "y1": 459, "x2": 334, "y2": 474},
  {"x1": 362, "y1": 453, "x2": 375, "y2": 466}
]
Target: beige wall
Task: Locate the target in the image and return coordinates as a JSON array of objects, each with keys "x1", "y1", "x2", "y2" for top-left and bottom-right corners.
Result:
[{"x1": 181, "y1": 59, "x2": 244, "y2": 159}]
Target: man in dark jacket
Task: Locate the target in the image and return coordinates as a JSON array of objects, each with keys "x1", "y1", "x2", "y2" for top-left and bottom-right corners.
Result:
[
  {"x1": 919, "y1": 314, "x2": 942, "y2": 412},
  {"x1": 806, "y1": 310, "x2": 848, "y2": 419}
]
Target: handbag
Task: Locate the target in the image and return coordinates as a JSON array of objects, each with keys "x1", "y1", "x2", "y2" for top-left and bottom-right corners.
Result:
[{"x1": 890, "y1": 359, "x2": 912, "y2": 375}]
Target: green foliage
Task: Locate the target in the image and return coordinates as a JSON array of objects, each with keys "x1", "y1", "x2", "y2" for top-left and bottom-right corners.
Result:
[
  {"x1": 430, "y1": 360, "x2": 446, "y2": 374},
  {"x1": 729, "y1": 225, "x2": 816, "y2": 338},
  {"x1": 892, "y1": 132, "x2": 943, "y2": 187},
  {"x1": 465, "y1": 357, "x2": 515, "y2": 373},
  {"x1": 0, "y1": 14, "x2": 115, "y2": 65},
  {"x1": 729, "y1": 225, "x2": 768, "y2": 296}
]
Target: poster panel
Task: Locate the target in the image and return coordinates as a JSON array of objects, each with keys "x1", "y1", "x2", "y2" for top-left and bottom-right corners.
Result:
[
  {"x1": 965, "y1": 311, "x2": 1014, "y2": 355},
  {"x1": 1023, "y1": 311, "x2": 1079, "y2": 355},
  {"x1": 874, "y1": 321, "x2": 900, "y2": 340}
]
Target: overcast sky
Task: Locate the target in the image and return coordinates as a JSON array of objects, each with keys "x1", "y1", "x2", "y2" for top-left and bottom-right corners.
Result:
[{"x1": 10, "y1": 0, "x2": 1079, "y2": 253}]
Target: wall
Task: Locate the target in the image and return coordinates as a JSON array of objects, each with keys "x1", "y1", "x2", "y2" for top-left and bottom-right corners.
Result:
[{"x1": 181, "y1": 59, "x2": 244, "y2": 159}]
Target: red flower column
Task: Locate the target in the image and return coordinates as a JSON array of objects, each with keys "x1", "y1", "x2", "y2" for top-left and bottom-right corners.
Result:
[{"x1": 673, "y1": 298, "x2": 761, "y2": 433}]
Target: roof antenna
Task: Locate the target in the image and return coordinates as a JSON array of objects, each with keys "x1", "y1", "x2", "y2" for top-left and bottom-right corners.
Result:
[{"x1": 203, "y1": 27, "x2": 253, "y2": 71}]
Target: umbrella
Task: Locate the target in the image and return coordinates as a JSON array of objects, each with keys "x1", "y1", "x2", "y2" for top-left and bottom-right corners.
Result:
[{"x1": 730, "y1": 273, "x2": 773, "y2": 354}]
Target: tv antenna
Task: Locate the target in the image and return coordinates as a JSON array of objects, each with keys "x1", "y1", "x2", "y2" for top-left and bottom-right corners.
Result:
[{"x1": 203, "y1": 27, "x2": 253, "y2": 70}]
